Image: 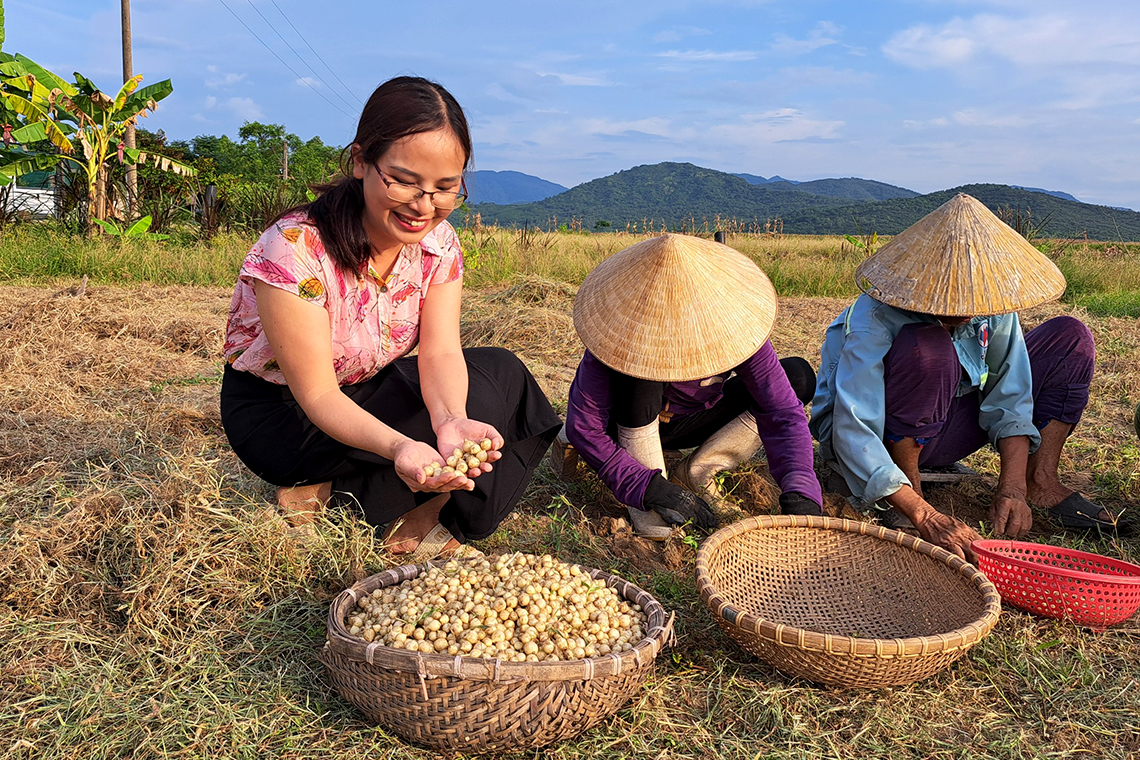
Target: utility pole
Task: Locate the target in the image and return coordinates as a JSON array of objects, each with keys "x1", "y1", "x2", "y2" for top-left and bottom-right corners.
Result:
[
  {"x1": 282, "y1": 137, "x2": 289, "y2": 182},
  {"x1": 121, "y1": 0, "x2": 136, "y2": 216}
]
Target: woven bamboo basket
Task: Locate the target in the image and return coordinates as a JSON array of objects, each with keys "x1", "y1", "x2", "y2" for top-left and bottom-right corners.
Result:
[
  {"x1": 320, "y1": 559, "x2": 674, "y2": 753},
  {"x1": 695, "y1": 515, "x2": 1001, "y2": 688}
]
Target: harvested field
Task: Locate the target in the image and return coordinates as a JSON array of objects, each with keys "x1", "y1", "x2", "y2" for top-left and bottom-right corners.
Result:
[{"x1": 1, "y1": 277, "x2": 1139, "y2": 759}]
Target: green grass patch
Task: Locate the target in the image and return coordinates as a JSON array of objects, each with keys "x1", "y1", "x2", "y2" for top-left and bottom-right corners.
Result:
[
  {"x1": 0, "y1": 223, "x2": 252, "y2": 286},
  {"x1": 5, "y1": 223, "x2": 1140, "y2": 309},
  {"x1": 1066, "y1": 291, "x2": 1140, "y2": 318}
]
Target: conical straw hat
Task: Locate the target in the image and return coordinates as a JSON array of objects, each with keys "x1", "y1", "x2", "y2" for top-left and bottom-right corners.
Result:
[
  {"x1": 573, "y1": 233, "x2": 777, "y2": 382},
  {"x1": 853, "y1": 193, "x2": 1066, "y2": 317}
]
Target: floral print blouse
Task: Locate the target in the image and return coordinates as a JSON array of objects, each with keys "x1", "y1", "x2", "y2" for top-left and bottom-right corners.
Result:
[{"x1": 223, "y1": 214, "x2": 464, "y2": 385}]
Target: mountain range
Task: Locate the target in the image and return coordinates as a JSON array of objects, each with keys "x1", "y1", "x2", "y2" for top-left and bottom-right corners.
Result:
[
  {"x1": 468, "y1": 162, "x2": 1140, "y2": 241},
  {"x1": 465, "y1": 170, "x2": 568, "y2": 205},
  {"x1": 735, "y1": 174, "x2": 920, "y2": 202}
]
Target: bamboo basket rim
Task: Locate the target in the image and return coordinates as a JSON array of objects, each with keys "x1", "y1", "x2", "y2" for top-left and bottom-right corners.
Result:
[
  {"x1": 325, "y1": 557, "x2": 675, "y2": 683},
  {"x1": 695, "y1": 515, "x2": 1002, "y2": 658}
]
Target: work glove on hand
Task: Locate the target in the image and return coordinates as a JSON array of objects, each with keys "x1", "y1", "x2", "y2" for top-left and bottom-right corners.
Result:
[
  {"x1": 779, "y1": 492, "x2": 825, "y2": 516},
  {"x1": 643, "y1": 474, "x2": 719, "y2": 531}
]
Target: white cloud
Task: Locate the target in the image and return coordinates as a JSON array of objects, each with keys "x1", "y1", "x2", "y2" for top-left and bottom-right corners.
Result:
[
  {"x1": 535, "y1": 71, "x2": 611, "y2": 86},
  {"x1": 581, "y1": 116, "x2": 676, "y2": 140},
  {"x1": 733, "y1": 108, "x2": 845, "y2": 142},
  {"x1": 771, "y1": 21, "x2": 841, "y2": 55},
  {"x1": 884, "y1": 12, "x2": 1140, "y2": 70},
  {"x1": 204, "y1": 95, "x2": 217, "y2": 109},
  {"x1": 653, "y1": 26, "x2": 712, "y2": 43},
  {"x1": 295, "y1": 77, "x2": 319, "y2": 88},
  {"x1": 225, "y1": 97, "x2": 263, "y2": 121},
  {"x1": 485, "y1": 83, "x2": 532, "y2": 104},
  {"x1": 901, "y1": 109, "x2": 1028, "y2": 130},
  {"x1": 205, "y1": 71, "x2": 247, "y2": 88},
  {"x1": 883, "y1": 9, "x2": 1140, "y2": 113},
  {"x1": 774, "y1": 66, "x2": 873, "y2": 88},
  {"x1": 883, "y1": 22, "x2": 975, "y2": 68},
  {"x1": 1050, "y1": 72, "x2": 1140, "y2": 111},
  {"x1": 951, "y1": 109, "x2": 1029, "y2": 128},
  {"x1": 903, "y1": 117, "x2": 950, "y2": 129},
  {"x1": 657, "y1": 49, "x2": 759, "y2": 62}
]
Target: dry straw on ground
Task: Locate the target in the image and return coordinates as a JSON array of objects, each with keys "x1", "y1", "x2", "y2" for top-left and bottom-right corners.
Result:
[{"x1": 1, "y1": 278, "x2": 1139, "y2": 760}]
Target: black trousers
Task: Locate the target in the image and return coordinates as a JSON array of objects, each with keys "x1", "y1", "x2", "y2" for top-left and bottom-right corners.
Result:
[{"x1": 221, "y1": 347, "x2": 561, "y2": 542}]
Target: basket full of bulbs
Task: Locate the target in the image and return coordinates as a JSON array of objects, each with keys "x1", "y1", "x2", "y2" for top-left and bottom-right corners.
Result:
[{"x1": 319, "y1": 553, "x2": 674, "y2": 753}]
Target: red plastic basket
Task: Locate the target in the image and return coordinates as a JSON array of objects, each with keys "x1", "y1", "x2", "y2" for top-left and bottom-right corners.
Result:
[{"x1": 972, "y1": 540, "x2": 1140, "y2": 628}]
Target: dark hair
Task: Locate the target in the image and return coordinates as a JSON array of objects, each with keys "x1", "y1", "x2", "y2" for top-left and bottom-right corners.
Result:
[{"x1": 280, "y1": 76, "x2": 472, "y2": 274}]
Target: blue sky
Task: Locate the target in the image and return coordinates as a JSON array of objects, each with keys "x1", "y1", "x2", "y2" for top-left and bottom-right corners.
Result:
[{"x1": 8, "y1": 0, "x2": 1140, "y2": 209}]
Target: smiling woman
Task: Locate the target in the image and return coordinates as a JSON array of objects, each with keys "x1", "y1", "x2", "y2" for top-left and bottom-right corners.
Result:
[{"x1": 218, "y1": 76, "x2": 561, "y2": 561}]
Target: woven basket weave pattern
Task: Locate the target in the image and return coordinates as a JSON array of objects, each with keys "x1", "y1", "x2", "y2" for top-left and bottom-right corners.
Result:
[
  {"x1": 696, "y1": 516, "x2": 1001, "y2": 688},
  {"x1": 322, "y1": 651, "x2": 649, "y2": 750},
  {"x1": 320, "y1": 560, "x2": 673, "y2": 753}
]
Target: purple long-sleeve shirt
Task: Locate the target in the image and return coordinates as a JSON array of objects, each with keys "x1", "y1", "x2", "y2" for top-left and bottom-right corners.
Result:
[{"x1": 565, "y1": 343, "x2": 823, "y2": 509}]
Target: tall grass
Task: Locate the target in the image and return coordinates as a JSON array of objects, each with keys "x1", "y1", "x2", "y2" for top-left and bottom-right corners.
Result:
[
  {"x1": 4, "y1": 224, "x2": 1140, "y2": 314},
  {"x1": 459, "y1": 228, "x2": 871, "y2": 295},
  {"x1": 729, "y1": 233, "x2": 869, "y2": 297},
  {"x1": 0, "y1": 224, "x2": 253, "y2": 286},
  {"x1": 1048, "y1": 241, "x2": 1140, "y2": 317}
]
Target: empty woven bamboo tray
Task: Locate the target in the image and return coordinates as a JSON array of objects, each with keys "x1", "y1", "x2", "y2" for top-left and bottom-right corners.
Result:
[
  {"x1": 696, "y1": 515, "x2": 1001, "y2": 688},
  {"x1": 320, "y1": 559, "x2": 674, "y2": 753}
]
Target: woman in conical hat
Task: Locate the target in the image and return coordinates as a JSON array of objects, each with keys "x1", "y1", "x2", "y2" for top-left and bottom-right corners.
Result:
[
  {"x1": 564, "y1": 233, "x2": 824, "y2": 540},
  {"x1": 811, "y1": 194, "x2": 1129, "y2": 560}
]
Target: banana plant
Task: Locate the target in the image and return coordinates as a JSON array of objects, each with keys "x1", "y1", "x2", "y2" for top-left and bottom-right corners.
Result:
[
  {"x1": 0, "y1": 51, "x2": 195, "y2": 229},
  {"x1": 0, "y1": 53, "x2": 77, "y2": 186},
  {"x1": 92, "y1": 214, "x2": 169, "y2": 241}
]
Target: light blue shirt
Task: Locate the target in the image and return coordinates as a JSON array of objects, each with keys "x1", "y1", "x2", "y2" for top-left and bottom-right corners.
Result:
[{"x1": 810, "y1": 294, "x2": 1040, "y2": 508}]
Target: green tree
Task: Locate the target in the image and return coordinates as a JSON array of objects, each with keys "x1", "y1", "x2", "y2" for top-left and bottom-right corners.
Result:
[{"x1": 190, "y1": 121, "x2": 339, "y2": 187}]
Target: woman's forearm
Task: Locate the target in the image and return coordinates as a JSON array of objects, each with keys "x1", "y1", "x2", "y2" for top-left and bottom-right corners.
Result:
[
  {"x1": 300, "y1": 385, "x2": 412, "y2": 460},
  {"x1": 418, "y1": 349, "x2": 470, "y2": 432},
  {"x1": 255, "y1": 280, "x2": 415, "y2": 461}
]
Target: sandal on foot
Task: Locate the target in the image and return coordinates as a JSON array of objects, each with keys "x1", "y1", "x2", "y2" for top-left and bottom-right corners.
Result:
[
  {"x1": 1048, "y1": 493, "x2": 1133, "y2": 536},
  {"x1": 407, "y1": 523, "x2": 484, "y2": 564}
]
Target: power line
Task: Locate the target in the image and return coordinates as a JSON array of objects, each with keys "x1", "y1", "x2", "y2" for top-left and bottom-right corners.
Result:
[
  {"x1": 241, "y1": 0, "x2": 359, "y2": 113},
  {"x1": 215, "y1": 0, "x2": 355, "y2": 120},
  {"x1": 268, "y1": 0, "x2": 365, "y2": 108}
]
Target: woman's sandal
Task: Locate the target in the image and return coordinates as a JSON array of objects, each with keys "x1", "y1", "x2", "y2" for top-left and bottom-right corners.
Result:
[
  {"x1": 407, "y1": 523, "x2": 484, "y2": 564},
  {"x1": 1048, "y1": 493, "x2": 1134, "y2": 536}
]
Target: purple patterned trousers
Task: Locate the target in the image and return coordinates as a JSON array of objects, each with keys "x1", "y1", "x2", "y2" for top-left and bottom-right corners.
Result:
[{"x1": 883, "y1": 316, "x2": 1094, "y2": 466}]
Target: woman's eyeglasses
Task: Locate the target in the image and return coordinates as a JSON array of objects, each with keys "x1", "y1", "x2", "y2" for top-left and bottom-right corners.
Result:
[{"x1": 375, "y1": 167, "x2": 467, "y2": 210}]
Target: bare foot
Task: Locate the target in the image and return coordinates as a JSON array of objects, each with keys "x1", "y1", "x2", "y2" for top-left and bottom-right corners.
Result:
[
  {"x1": 276, "y1": 482, "x2": 331, "y2": 526},
  {"x1": 383, "y1": 494, "x2": 457, "y2": 554},
  {"x1": 1026, "y1": 469, "x2": 1070, "y2": 508}
]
